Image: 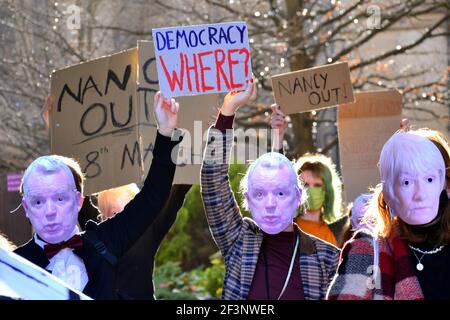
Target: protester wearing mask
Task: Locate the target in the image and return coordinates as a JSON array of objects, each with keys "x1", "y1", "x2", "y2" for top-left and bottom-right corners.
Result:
[
  {"x1": 269, "y1": 106, "x2": 348, "y2": 247},
  {"x1": 201, "y1": 83, "x2": 340, "y2": 300},
  {"x1": 293, "y1": 154, "x2": 347, "y2": 247},
  {"x1": 327, "y1": 128, "x2": 450, "y2": 300}
]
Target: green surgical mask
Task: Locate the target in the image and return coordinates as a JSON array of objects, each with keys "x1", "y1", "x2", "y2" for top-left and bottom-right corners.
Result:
[{"x1": 306, "y1": 187, "x2": 325, "y2": 211}]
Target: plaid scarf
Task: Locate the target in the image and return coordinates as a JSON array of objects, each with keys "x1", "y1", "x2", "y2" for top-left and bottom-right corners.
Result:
[{"x1": 327, "y1": 228, "x2": 424, "y2": 300}]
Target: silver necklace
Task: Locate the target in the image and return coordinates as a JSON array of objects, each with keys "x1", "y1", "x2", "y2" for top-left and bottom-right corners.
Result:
[{"x1": 408, "y1": 244, "x2": 445, "y2": 271}]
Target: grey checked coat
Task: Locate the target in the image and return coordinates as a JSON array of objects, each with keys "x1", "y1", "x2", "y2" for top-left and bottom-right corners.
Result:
[{"x1": 200, "y1": 128, "x2": 340, "y2": 300}]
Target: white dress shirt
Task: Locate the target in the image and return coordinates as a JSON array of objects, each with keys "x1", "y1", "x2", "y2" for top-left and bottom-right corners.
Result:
[{"x1": 34, "y1": 226, "x2": 88, "y2": 292}]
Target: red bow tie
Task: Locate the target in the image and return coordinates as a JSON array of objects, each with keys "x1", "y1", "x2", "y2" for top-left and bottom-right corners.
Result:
[{"x1": 43, "y1": 234, "x2": 83, "y2": 259}]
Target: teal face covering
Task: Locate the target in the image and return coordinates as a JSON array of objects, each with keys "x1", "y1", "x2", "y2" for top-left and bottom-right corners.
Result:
[{"x1": 306, "y1": 187, "x2": 325, "y2": 211}]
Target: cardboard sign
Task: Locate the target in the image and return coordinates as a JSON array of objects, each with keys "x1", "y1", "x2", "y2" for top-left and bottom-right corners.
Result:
[
  {"x1": 51, "y1": 48, "x2": 141, "y2": 195},
  {"x1": 271, "y1": 62, "x2": 354, "y2": 115},
  {"x1": 152, "y1": 21, "x2": 252, "y2": 97},
  {"x1": 0, "y1": 248, "x2": 91, "y2": 300},
  {"x1": 337, "y1": 90, "x2": 403, "y2": 202},
  {"x1": 51, "y1": 43, "x2": 219, "y2": 195},
  {"x1": 137, "y1": 40, "x2": 219, "y2": 185}
]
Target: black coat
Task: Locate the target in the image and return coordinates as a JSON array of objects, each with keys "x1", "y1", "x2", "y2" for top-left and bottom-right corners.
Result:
[
  {"x1": 113, "y1": 184, "x2": 191, "y2": 299},
  {"x1": 76, "y1": 184, "x2": 191, "y2": 299},
  {"x1": 14, "y1": 132, "x2": 179, "y2": 300}
]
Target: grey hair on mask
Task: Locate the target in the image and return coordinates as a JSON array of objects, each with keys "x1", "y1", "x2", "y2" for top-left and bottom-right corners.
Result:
[
  {"x1": 379, "y1": 131, "x2": 446, "y2": 206},
  {"x1": 239, "y1": 152, "x2": 305, "y2": 211},
  {"x1": 21, "y1": 155, "x2": 80, "y2": 196}
]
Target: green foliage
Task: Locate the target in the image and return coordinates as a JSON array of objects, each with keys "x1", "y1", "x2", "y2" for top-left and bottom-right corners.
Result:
[
  {"x1": 154, "y1": 258, "x2": 225, "y2": 300},
  {"x1": 155, "y1": 208, "x2": 191, "y2": 266},
  {"x1": 228, "y1": 162, "x2": 251, "y2": 218},
  {"x1": 153, "y1": 261, "x2": 197, "y2": 300},
  {"x1": 203, "y1": 258, "x2": 226, "y2": 297}
]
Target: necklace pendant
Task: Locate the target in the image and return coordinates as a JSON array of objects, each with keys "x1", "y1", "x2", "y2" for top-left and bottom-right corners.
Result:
[{"x1": 416, "y1": 263, "x2": 424, "y2": 271}]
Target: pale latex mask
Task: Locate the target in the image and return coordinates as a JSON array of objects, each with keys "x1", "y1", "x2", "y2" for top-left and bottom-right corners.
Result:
[
  {"x1": 23, "y1": 169, "x2": 81, "y2": 244},
  {"x1": 381, "y1": 133, "x2": 446, "y2": 225},
  {"x1": 246, "y1": 165, "x2": 301, "y2": 234}
]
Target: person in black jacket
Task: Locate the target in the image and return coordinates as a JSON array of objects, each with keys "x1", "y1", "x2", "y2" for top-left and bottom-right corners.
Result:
[
  {"x1": 14, "y1": 91, "x2": 181, "y2": 299},
  {"x1": 77, "y1": 183, "x2": 191, "y2": 299},
  {"x1": 42, "y1": 93, "x2": 192, "y2": 299}
]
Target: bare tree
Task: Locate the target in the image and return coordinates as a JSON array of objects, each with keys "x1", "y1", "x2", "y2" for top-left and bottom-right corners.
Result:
[
  {"x1": 0, "y1": 0, "x2": 448, "y2": 173},
  {"x1": 148, "y1": 0, "x2": 449, "y2": 158},
  {"x1": 0, "y1": 0, "x2": 163, "y2": 173}
]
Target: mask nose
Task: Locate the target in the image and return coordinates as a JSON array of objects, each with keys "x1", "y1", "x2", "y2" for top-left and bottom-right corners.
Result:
[
  {"x1": 412, "y1": 180, "x2": 426, "y2": 202},
  {"x1": 265, "y1": 193, "x2": 277, "y2": 213},
  {"x1": 45, "y1": 199, "x2": 57, "y2": 219}
]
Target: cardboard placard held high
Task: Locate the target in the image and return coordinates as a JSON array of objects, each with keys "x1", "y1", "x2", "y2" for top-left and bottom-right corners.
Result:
[
  {"x1": 51, "y1": 43, "x2": 219, "y2": 195},
  {"x1": 271, "y1": 62, "x2": 354, "y2": 115}
]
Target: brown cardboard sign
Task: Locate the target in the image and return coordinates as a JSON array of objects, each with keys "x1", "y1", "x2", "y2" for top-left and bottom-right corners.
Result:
[
  {"x1": 51, "y1": 44, "x2": 219, "y2": 195},
  {"x1": 337, "y1": 90, "x2": 403, "y2": 202},
  {"x1": 51, "y1": 48, "x2": 140, "y2": 196},
  {"x1": 271, "y1": 62, "x2": 354, "y2": 115}
]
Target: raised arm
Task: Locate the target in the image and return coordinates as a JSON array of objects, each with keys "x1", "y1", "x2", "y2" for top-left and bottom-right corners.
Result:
[
  {"x1": 93, "y1": 92, "x2": 181, "y2": 258},
  {"x1": 269, "y1": 104, "x2": 288, "y2": 153},
  {"x1": 201, "y1": 83, "x2": 256, "y2": 258}
]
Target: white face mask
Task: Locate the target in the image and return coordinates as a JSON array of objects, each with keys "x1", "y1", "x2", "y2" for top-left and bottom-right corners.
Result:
[
  {"x1": 390, "y1": 169, "x2": 443, "y2": 225},
  {"x1": 246, "y1": 166, "x2": 300, "y2": 234},
  {"x1": 380, "y1": 132, "x2": 446, "y2": 226},
  {"x1": 23, "y1": 170, "x2": 81, "y2": 244}
]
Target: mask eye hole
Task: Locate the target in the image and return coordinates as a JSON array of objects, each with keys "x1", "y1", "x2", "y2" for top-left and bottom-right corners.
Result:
[{"x1": 30, "y1": 197, "x2": 43, "y2": 207}]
